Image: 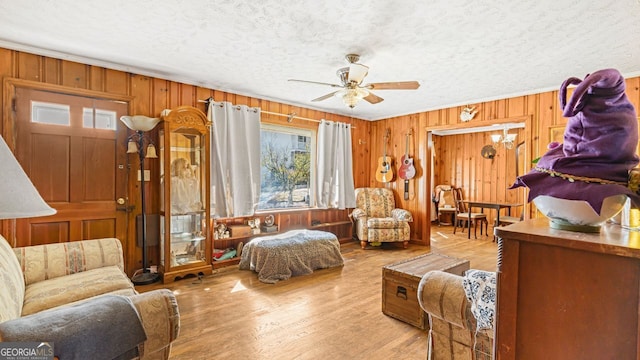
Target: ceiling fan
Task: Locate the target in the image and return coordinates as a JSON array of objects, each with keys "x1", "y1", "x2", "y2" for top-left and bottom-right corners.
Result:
[{"x1": 288, "y1": 54, "x2": 420, "y2": 108}]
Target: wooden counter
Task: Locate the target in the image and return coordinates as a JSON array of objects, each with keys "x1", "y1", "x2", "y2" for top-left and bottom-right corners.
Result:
[{"x1": 494, "y1": 218, "x2": 640, "y2": 360}]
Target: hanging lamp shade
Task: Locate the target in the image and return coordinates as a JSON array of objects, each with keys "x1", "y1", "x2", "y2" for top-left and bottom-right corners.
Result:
[
  {"x1": 127, "y1": 140, "x2": 139, "y2": 153},
  {"x1": 0, "y1": 136, "x2": 56, "y2": 219},
  {"x1": 145, "y1": 144, "x2": 158, "y2": 158}
]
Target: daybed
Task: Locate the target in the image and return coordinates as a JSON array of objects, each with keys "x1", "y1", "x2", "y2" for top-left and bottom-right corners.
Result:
[
  {"x1": 239, "y1": 229, "x2": 344, "y2": 283},
  {"x1": 0, "y1": 235, "x2": 180, "y2": 360}
]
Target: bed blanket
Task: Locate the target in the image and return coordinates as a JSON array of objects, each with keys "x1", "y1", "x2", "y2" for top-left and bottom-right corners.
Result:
[{"x1": 239, "y1": 229, "x2": 344, "y2": 283}]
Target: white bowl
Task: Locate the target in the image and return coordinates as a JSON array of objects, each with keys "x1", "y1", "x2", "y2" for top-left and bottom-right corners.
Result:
[{"x1": 533, "y1": 194, "x2": 628, "y2": 232}]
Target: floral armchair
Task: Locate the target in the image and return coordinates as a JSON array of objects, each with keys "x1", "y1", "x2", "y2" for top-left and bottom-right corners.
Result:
[{"x1": 351, "y1": 188, "x2": 413, "y2": 249}]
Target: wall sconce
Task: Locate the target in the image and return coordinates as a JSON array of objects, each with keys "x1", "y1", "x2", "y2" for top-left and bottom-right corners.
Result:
[
  {"x1": 120, "y1": 115, "x2": 161, "y2": 285},
  {"x1": 491, "y1": 127, "x2": 517, "y2": 149}
]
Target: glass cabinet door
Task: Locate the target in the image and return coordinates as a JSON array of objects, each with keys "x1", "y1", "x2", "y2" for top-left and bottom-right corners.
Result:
[{"x1": 159, "y1": 106, "x2": 212, "y2": 282}]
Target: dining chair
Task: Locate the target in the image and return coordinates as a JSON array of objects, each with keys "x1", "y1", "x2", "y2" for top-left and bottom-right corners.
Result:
[
  {"x1": 452, "y1": 188, "x2": 488, "y2": 239},
  {"x1": 433, "y1": 185, "x2": 457, "y2": 225}
]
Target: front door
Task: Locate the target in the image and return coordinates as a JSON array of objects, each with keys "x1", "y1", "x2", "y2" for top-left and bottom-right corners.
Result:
[{"x1": 13, "y1": 87, "x2": 129, "y2": 248}]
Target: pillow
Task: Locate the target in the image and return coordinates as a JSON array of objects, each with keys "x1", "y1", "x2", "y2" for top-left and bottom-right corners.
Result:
[{"x1": 462, "y1": 269, "x2": 497, "y2": 331}]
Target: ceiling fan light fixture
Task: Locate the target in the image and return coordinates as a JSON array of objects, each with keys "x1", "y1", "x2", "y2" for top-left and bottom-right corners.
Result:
[
  {"x1": 348, "y1": 63, "x2": 369, "y2": 84},
  {"x1": 337, "y1": 88, "x2": 369, "y2": 108}
]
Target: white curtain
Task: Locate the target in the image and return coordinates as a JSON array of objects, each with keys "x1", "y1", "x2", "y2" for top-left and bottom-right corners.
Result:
[
  {"x1": 208, "y1": 101, "x2": 261, "y2": 217},
  {"x1": 316, "y1": 119, "x2": 356, "y2": 209}
]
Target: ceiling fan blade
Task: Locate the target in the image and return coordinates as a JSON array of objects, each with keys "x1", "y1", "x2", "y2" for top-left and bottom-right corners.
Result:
[
  {"x1": 288, "y1": 79, "x2": 343, "y2": 88},
  {"x1": 363, "y1": 92, "x2": 384, "y2": 104},
  {"x1": 348, "y1": 63, "x2": 369, "y2": 84},
  {"x1": 366, "y1": 81, "x2": 421, "y2": 90},
  {"x1": 312, "y1": 91, "x2": 339, "y2": 102}
]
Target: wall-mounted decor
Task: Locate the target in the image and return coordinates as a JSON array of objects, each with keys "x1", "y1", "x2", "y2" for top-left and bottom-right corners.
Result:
[
  {"x1": 481, "y1": 145, "x2": 496, "y2": 159},
  {"x1": 459, "y1": 105, "x2": 478, "y2": 122}
]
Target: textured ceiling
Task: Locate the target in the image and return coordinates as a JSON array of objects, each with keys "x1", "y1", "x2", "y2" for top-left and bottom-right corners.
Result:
[{"x1": 1, "y1": 0, "x2": 639, "y2": 120}]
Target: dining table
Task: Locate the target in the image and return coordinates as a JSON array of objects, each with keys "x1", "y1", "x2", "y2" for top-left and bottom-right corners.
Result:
[{"x1": 462, "y1": 201, "x2": 523, "y2": 239}]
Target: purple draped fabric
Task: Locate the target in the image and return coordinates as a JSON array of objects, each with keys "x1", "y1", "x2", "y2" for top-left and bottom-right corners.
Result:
[{"x1": 511, "y1": 68, "x2": 640, "y2": 213}]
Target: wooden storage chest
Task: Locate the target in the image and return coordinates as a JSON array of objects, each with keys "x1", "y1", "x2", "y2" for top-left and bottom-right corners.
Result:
[{"x1": 382, "y1": 253, "x2": 470, "y2": 329}]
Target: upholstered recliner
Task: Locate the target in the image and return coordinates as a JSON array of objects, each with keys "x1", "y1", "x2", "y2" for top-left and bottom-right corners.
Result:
[
  {"x1": 418, "y1": 270, "x2": 496, "y2": 360},
  {"x1": 0, "y1": 235, "x2": 179, "y2": 360},
  {"x1": 351, "y1": 187, "x2": 413, "y2": 249}
]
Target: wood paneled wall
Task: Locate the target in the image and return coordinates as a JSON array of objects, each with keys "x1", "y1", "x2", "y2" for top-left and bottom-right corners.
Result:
[
  {"x1": 372, "y1": 77, "x2": 640, "y2": 229},
  {"x1": 2, "y1": 47, "x2": 640, "y2": 265},
  {"x1": 0, "y1": 48, "x2": 372, "y2": 275}
]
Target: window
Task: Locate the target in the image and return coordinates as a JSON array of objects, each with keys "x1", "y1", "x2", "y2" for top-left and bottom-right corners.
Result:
[
  {"x1": 30, "y1": 101, "x2": 117, "y2": 130},
  {"x1": 258, "y1": 124, "x2": 315, "y2": 210},
  {"x1": 31, "y1": 101, "x2": 70, "y2": 126},
  {"x1": 83, "y1": 108, "x2": 117, "y2": 130}
]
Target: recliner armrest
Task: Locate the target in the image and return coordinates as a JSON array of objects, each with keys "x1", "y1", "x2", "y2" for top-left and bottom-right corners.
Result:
[
  {"x1": 391, "y1": 208, "x2": 413, "y2": 222},
  {"x1": 129, "y1": 289, "x2": 180, "y2": 358},
  {"x1": 350, "y1": 208, "x2": 367, "y2": 220},
  {"x1": 418, "y1": 270, "x2": 473, "y2": 330}
]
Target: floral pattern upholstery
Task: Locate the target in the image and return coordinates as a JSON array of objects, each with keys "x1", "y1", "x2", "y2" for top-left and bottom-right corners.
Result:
[
  {"x1": 0, "y1": 236, "x2": 180, "y2": 359},
  {"x1": 462, "y1": 269, "x2": 496, "y2": 332},
  {"x1": 352, "y1": 188, "x2": 412, "y2": 248}
]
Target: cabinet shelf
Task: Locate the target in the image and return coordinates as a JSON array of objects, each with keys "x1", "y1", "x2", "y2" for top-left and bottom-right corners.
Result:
[
  {"x1": 212, "y1": 257, "x2": 240, "y2": 269},
  {"x1": 221, "y1": 231, "x2": 280, "y2": 241}
]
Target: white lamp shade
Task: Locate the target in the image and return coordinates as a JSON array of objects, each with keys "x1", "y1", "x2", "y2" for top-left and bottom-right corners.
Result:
[
  {"x1": 490, "y1": 134, "x2": 502, "y2": 143},
  {"x1": 348, "y1": 63, "x2": 369, "y2": 84},
  {"x1": 120, "y1": 115, "x2": 161, "y2": 132},
  {"x1": 0, "y1": 136, "x2": 56, "y2": 219}
]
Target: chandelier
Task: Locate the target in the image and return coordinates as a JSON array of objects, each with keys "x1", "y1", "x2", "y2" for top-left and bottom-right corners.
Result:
[{"x1": 491, "y1": 127, "x2": 517, "y2": 149}]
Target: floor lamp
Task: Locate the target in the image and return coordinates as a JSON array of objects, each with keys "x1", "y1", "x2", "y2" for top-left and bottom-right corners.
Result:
[
  {"x1": 120, "y1": 115, "x2": 161, "y2": 285},
  {"x1": 0, "y1": 135, "x2": 56, "y2": 247}
]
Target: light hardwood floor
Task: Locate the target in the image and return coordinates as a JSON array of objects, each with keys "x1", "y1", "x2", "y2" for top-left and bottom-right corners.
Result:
[{"x1": 137, "y1": 225, "x2": 498, "y2": 360}]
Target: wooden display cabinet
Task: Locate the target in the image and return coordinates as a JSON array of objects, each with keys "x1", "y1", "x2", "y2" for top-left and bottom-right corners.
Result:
[{"x1": 158, "y1": 106, "x2": 212, "y2": 283}]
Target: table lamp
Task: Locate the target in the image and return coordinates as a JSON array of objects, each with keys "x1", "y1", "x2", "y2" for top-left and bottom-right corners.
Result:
[{"x1": 0, "y1": 135, "x2": 56, "y2": 247}]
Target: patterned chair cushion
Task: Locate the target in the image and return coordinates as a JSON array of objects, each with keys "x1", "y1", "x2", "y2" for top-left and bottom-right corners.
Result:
[
  {"x1": 0, "y1": 236, "x2": 25, "y2": 322},
  {"x1": 355, "y1": 188, "x2": 395, "y2": 218},
  {"x1": 13, "y1": 238, "x2": 125, "y2": 286},
  {"x1": 367, "y1": 217, "x2": 403, "y2": 229},
  {"x1": 22, "y1": 266, "x2": 135, "y2": 316}
]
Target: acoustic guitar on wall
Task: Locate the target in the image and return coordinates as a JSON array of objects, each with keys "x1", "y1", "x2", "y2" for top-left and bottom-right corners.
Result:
[
  {"x1": 398, "y1": 129, "x2": 416, "y2": 199},
  {"x1": 376, "y1": 129, "x2": 394, "y2": 183}
]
